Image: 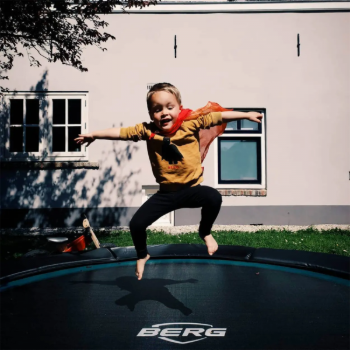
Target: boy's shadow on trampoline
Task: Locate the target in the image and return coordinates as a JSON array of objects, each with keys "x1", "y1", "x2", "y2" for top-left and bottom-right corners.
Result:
[{"x1": 114, "y1": 276, "x2": 197, "y2": 316}]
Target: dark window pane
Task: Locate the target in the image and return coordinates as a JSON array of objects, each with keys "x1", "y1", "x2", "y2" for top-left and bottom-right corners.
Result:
[
  {"x1": 220, "y1": 139, "x2": 258, "y2": 181},
  {"x1": 10, "y1": 100, "x2": 23, "y2": 125},
  {"x1": 52, "y1": 127, "x2": 65, "y2": 152},
  {"x1": 26, "y1": 100, "x2": 39, "y2": 124},
  {"x1": 10, "y1": 127, "x2": 23, "y2": 152},
  {"x1": 53, "y1": 99, "x2": 65, "y2": 124},
  {"x1": 68, "y1": 127, "x2": 81, "y2": 152},
  {"x1": 226, "y1": 121, "x2": 238, "y2": 131},
  {"x1": 26, "y1": 127, "x2": 39, "y2": 152},
  {"x1": 68, "y1": 99, "x2": 81, "y2": 124},
  {"x1": 241, "y1": 119, "x2": 259, "y2": 131}
]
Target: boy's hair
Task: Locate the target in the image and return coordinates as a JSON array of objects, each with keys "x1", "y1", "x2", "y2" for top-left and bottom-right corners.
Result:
[{"x1": 147, "y1": 83, "x2": 182, "y2": 112}]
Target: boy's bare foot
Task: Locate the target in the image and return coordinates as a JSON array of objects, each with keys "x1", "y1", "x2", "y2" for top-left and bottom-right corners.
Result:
[
  {"x1": 202, "y1": 234, "x2": 218, "y2": 255},
  {"x1": 135, "y1": 254, "x2": 150, "y2": 280}
]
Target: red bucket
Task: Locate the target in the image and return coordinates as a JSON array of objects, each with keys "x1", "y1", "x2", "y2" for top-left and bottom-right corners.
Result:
[{"x1": 63, "y1": 235, "x2": 89, "y2": 252}]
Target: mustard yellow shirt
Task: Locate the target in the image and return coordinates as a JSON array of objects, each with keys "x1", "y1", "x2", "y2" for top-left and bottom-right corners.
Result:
[{"x1": 119, "y1": 112, "x2": 223, "y2": 191}]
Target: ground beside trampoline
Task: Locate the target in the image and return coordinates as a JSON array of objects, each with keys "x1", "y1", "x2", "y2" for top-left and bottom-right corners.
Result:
[{"x1": 1, "y1": 226, "x2": 349, "y2": 261}]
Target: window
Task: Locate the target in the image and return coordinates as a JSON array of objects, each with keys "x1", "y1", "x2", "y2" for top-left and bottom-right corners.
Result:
[
  {"x1": 214, "y1": 108, "x2": 266, "y2": 189},
  {"x1": 142, "y1": 185, "x2": 174, "y2": 227},
  {"x1": 2, "y1": 92, "x2": 88, "y2": 161}
]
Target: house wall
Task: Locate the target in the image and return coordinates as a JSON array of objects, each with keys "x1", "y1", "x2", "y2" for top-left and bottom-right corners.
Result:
[{"x1": 1, "y1": 10, "x2": 349, "y2": 227}]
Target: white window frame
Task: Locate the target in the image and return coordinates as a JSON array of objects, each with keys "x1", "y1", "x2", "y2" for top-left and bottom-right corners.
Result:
[
  {"x1": 142, "y1": 185, "x2": 175, "y2": 227},
  {"x1": 2, "y1": 92, "x2": 89, "y2": 162},
  {"x1": 214, "y1": 111, "x2": 266, "y2": 189}
]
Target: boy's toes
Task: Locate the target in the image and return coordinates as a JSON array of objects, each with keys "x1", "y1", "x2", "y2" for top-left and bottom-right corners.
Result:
[
  {"x1": 135, "y1": 266, "x2": 144, "y2": 280},
  {"x1": 203, "y1": 234, "x2": 218, "y2": 256},
  {"x1": 208, "y1": 244, "x2": 218, "y2": 255},
  {"x1": 135, "y1": 254, "x2": 150, "y2": 280}
]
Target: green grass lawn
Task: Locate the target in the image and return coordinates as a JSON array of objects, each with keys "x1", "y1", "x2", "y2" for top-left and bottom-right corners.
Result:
[{"x1": 1, "y1": 227, "x2": 349, "y2": 261}]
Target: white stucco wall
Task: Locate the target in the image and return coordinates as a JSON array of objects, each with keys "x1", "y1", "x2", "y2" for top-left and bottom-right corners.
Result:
[{"x1": 2, "y1": 9, "x2": 350, "y2": 210}]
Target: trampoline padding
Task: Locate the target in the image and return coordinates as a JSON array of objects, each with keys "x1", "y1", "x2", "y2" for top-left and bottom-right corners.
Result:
[
  {"x1": 251, "y1": 248, "x2": 350, "y2": 279},
  {"x1": 1, "y1": 245, "x2": 349, "y2": 286},
  {"x1": 111, "y1": 244, "x2": 255, "y2": 261},
  {"x1": 0, "y1": 248, "x2": 116, "y2": 281}
]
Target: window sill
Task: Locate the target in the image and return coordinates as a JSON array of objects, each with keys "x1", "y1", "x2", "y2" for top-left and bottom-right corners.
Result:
[
  {"x1": 0, "y1": 161, "x2": 99, "y2": 170},
  {"x1": 217, "y1": 189, "x2": 267, "y2": 197}
]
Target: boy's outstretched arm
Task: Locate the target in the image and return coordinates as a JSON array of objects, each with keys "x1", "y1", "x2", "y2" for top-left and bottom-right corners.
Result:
[
  {"x1": 221, "y1": 111, "x2": 263, "y2": 124},
  {"x1": 75, "y1": 127, "x2": 122, "y2": 147}
]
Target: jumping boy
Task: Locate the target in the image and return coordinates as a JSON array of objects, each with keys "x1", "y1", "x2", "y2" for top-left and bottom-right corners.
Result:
[{"x1": 75, "y1": 83, "x2": 263, "y2": 280}]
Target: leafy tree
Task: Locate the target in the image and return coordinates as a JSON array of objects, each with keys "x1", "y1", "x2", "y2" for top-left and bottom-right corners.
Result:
[{"x1": 0, "y1": 0, "x2": 157, "y2": 92}]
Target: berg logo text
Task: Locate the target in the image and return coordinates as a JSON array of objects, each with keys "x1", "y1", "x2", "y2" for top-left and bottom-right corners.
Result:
[{"x1": 137, "y1": 322, "x2": 227, "y2": 345}]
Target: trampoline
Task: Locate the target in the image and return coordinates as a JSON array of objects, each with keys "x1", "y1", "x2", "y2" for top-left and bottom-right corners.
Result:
[{"x1": 1, "y1": 244, "x2": 349, "y2": 350}]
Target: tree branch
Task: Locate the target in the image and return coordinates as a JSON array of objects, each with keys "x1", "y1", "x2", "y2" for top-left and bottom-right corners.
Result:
[{"x1": 0, "y1": 0, "x2": 158, "y2": 93}]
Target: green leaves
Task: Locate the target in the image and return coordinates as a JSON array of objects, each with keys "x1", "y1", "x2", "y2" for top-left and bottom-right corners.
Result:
[{"x1": 0, "y1": 0, "x2": 157, "y2": 92}]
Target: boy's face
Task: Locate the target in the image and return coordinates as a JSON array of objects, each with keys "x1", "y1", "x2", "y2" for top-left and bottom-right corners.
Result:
[{"x1": 149, "y1": 91, "x2": 182, "y2": 132}]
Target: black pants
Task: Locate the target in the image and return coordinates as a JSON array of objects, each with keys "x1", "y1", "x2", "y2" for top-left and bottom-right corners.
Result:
[{"x1": 129, "y1": 185, "x2": 222, "y2": 259}]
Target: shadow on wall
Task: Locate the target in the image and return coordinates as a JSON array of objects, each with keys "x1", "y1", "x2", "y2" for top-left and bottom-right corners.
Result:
[{"x1": 0, "y1": 71, "x2": 141, "y2": 228}]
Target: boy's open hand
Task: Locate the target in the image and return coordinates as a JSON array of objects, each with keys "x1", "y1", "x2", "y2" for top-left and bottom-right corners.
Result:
[
  {"x1": 247, "y1": 112, "x2": 263, "y2": 123},
  {"x1": 74, "y1": 133, "x2": 95, "y2": 147}
]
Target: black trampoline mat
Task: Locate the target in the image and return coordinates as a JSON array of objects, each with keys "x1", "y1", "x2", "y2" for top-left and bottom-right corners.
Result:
[{"x1": 1, "y1": 259, "x2": 349, "y2": 350}]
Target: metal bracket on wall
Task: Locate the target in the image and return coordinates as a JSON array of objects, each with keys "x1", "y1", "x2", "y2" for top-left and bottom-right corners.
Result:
[
  {"x1": 297, "y1": 34, "x2": 300, "y2": 57},
  {"x1": 174, "y1": 35, "x2": 177, "y2": 58}
]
